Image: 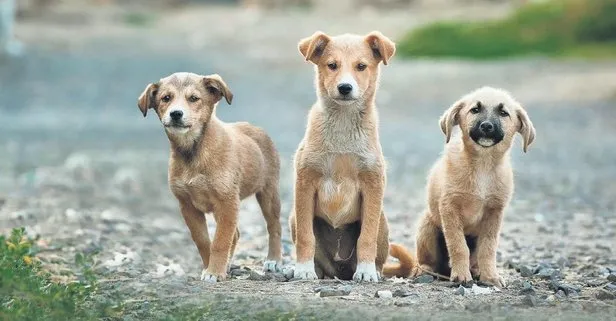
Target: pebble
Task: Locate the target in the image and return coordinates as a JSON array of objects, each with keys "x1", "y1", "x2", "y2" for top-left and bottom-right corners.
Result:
[
  {"x1": 438, "y1": 281, "x2": 458, "y2": 288},
  {"x1": 375, "y1": 290, "x2": 393, "y2": 299},
  {"x1": 318, "y1": 285, "x2": 352, "y2": 298},
  {"x1": 523, "y1": 295, "x2": 537, "y2": 307},
  {"x1": 550, "y1": 280, "x2": 580, "y2": 296},
  {"x1": 546, "y1": 295, "x2": 556, "y2": 303},
  {"x1": 392, "y1": 289, "x2": 415, "y2": 298},
  {"x1": 247, "y1": 271, "x2": 269, "y2": 281},
  {"x1": 519, "y1": 281, "x2": 535, "y2": 295},
  {"x1": 605, "y1": 283, "x2": 616, "y2": 291},
  {"x1": 413, "y1": 274, "x2": 434, "y2": 284},
  {"x1": 455, "y1": 285, "x2": 469, "y2": 296},
  {"x1": 519, "y1": 265, "x2": 534, "y2": 277},
  {"x1": 557, "y1": 257, "x2": 570, "y2": 269},
  {"x1": 596, "y1": 289, "x2": 616, "y2": 301},
  {"x1": 536, "y1": 268, "x2": 559, "y2": 280},
  {"x1": 608, "y1": 274, "x2": 616, "y2": 282}
]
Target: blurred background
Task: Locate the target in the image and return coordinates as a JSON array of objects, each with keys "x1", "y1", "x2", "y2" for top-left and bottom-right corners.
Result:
[{"x1": 1, "y1": 0, "x2": 615, "y2": 319}]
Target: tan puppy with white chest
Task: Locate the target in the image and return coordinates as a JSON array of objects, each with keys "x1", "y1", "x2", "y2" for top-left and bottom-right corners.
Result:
[
  {"x1": 137, "y1": 72, "x2": 282, "y2": 282},
  {"x1": 384, "y1": 87, "x2": 535, "y2": 287},
  {"x1": 289, "y1": 31, "x2": 395, "y2": 282}
]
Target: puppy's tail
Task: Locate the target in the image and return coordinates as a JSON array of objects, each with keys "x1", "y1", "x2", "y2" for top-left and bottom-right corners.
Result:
[{"x1": 382, "y1": 243, "x2": 416, "y2": 278}]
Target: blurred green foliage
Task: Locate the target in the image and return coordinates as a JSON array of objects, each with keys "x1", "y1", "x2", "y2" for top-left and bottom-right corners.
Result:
[
  {"x1": 398, "y1": 0, "x2": 616, "y2": 59},
  {"x1": 0, "y1": 228, "x2": 119, "y2": 321}
]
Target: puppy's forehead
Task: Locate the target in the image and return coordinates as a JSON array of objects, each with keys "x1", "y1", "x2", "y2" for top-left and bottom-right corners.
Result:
[
  {"x1": 328, "y1": 34, "x2": 370, "y2": 54},
  {"x1": 159, "y1": 72, "x2": 203, "y2": 89},
  {"x1": 468, "y1": 87, "x2": 516, "y2": 107}
]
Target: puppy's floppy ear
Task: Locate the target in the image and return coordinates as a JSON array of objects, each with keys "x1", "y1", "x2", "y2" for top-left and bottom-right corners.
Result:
[
  {"x1": 298, "y1": 31, "x2": 331, "y2": 63},
  {"x1": 439, "y1": 99, "x2": 465, "y2": 143},
  {"x1": 137, "y1": 82, "x2": 160, "y2": 117},
  {"x1": 516, "y1": 106, "x2": 536, "y2": 153},
  {"x1": 365, "y1": 31, "x2": 396, "y2": 65},
  {"x1": 203, "y1": 74, "x2": 233, "y2": 105}
]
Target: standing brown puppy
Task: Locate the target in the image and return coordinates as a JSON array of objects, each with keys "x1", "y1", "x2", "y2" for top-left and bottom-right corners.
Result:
[
  {"x1": 137, "y1": 72, "x2": 282, "y2": 283},
  {"x1": 384, "y1": 87, "x2": 535, "y2": 287},
  {"x1": 289, "y1": 31, "x2": 395, "y2": 282}
]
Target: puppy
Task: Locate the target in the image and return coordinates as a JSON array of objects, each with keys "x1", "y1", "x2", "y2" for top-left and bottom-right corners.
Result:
[
  {"x1": 384, "y1": 87, "x2": 535, "y2": 287},
  {"x1": 289, "y1": 31, "x2": 395, "y2": 282},
  {"x1": 137, "y1": 72, "x2": 282, "y2": 282}
]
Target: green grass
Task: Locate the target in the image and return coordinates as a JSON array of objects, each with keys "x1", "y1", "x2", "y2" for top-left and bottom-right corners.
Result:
[
  {"x1": 398, "y1": 0, "x2": 616, "y2": 59},
  {"x1": 0, "y1": 228, "x2": 119, "y2": 321}
]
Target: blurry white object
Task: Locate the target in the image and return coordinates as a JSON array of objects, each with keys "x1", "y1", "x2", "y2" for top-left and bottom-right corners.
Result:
[{"x1": 0, "y1": 0, "x2": 23, "y2": 58}]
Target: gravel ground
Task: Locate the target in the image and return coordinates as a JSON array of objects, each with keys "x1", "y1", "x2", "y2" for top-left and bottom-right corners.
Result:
[{"x1": 1, "y1": 4, "x2": 616, "y2": 320}]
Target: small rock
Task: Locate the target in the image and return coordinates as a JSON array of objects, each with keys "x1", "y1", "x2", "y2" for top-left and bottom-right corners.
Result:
[
  {"x1": 394, "y1": 301, "x2": 413, "y2": 307},
  {"x1": 375, "y1": 290, "x2": 393, "y2": 299},
  {"x1": 519, "y1": 265, "x2": 534, "y2": 277},
  {"x1": 596, "y1": 289, "x2": 616, "y2": 301},
  {"x1": 605, "y1": 283, "x2": 616, "y2": 291},
  {"x1": 608, "y1": 274, "x2": 616, "y2": 282},
  {"x1": 230, "y1": 269, "x2": 247, "y2": 277},
  {"x1": 455, "y1": 285, "x2": 469, "y2": 296},
  {"x1": 519, "y1": 281, "x2": 535, "y2": 295},
  {"x1": 555, "y1": 290, "x2": 566, "y2": 298},
  {"x1": 319, "y1": 285, "x2": 352, "y2": 298},
  {"x1": 282, "y1": 267, "x2": 295, "y2": 280},
  {"x1": 550, "y1": 280, "x2": 580, "y2": 296},
  {"x1": 470, "y1": 284, "x2": 493, "y2": 295},
  {"x1": 546, "y1": 295, "x2": 556, "y2": 303},
  {"x1": 392, "y1": 289, "x2": 415, "y2": 297},
  {"x1": 247, "y1": 271, "x2": 268, "y2": 281},
  {"x1": 504, "y1": 259, "x2": 519, "y2": 270},
  {"x1": 557, "y1": 257, "x2": 570, "y2": 269},
  {"x1": 523, "y1": 295, "x2": 537, "y2": 307},
  {"x1": 536, "y1": 268, "x2": 559, "y2": 280},
  {"x1": 413, "y1": 274, "x2": 434, "y2": 284},
  {"x1": 229, "y1": 264, "x2": 241, "y2": 271},
  {"x1": 586, "y1": 279, "x2": 607, "y2": 287}
]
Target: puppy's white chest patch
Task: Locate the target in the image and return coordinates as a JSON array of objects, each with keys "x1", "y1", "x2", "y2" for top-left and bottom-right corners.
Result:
[{"x1": 474, "y1": 170, "x2": 493, "y2": 199}]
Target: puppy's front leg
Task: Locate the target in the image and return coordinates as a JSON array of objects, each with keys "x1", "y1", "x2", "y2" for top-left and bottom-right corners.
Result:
[
  {"x1": 355, "y1": 171, "x2": 385, "y2": 282},
  {"x1": 476, "y1": 205, "x2": 505, "y2": 287},
  {"x1": 439, "y1": 198, "x2": 473, "y2": 284},
  {"x1": 179, "y1": 200, "x2": 210, "y2": 271},
  {"x1": 201, "y1": 197, "x2": 239, "y2": 283},
  {"x1": 293, "y1": 168, "x2": 318, "y2": 280}
]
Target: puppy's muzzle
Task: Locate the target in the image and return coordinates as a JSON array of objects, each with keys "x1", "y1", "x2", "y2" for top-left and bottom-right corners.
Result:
[{"x1": 470, "y1": 120, "x2": 504, "y2": 147}]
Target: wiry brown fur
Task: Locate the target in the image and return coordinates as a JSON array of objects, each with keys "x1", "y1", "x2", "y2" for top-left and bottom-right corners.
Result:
[
  {"x1": 137, "y1": 72, "x2": 282, "y2": 282},
  {"x1": 384, "y1": 87, "x2": 535, "y2": 287},
  {"x1": 289, "y1": 31, "x2": 395, "y2": 282}
]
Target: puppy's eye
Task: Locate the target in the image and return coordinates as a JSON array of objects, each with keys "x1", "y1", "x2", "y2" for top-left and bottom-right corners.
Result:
[
  {"x1": 499, "y1": 109, "x2": 509, "y2": 117},
  {"x1": 161, "y1": 95, "x2": 171, "y2": 103},
  {"x1": 188, "y1": 95, "x2": 200, "y2": 103},
  {"x1": 327, "y1": 63, "x2": 338, "y2": 71},
  {"x1": 357, "y1": 63, "x2": 367, "y2": 71},
  {"x1": 470, "y1": 106, "x2": 481, "y2": 114}
]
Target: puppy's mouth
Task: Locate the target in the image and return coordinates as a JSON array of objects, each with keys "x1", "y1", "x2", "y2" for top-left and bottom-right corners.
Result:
[
  {"x1": 164, "y1": 123, "x2": 192, "y2": 130},
  {"x1": 332, "y1": 97, "x2": 358, "y2": 105},
  {"x1": 470, "y1": 133, "x2": 504, "y2": 148}
]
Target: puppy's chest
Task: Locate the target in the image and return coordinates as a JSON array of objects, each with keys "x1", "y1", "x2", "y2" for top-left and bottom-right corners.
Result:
[
  {"x1": 170, "y1": 171, "x2": 233, "y2": 213},
  {"x1": 315, "y1": 154, "x2": 363, "y2": 227}
]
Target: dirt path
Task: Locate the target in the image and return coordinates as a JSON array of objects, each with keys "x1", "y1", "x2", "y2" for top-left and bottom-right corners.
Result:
[{"x1": 1, "y1": 4, "x2": 616, "y2": 320}]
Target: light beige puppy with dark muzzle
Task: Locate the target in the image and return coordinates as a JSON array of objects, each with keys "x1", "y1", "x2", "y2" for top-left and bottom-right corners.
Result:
[
  {"x1": 384, "y1": 87, "x2": 536, "y2": 287},
  {"x1": 137, "y1": 72, "x2": 282, "y2": 283},
  {"x1": 289, "y1": 31, "x2": 395, "y2": 282}
]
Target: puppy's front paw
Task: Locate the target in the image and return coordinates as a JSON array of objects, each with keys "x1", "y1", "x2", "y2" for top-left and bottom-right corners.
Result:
[
  {"x1": 201, "y1": 269, "x2": 226, "y2": 283},
  {"x1": 353, "y1": 262, "x2": 379, "y2": 283},
  {"x1": 480, "y1": 273, "x2": 506, "y2": 288},
  {"x1": 293, "y1": 261, "x2": 318, "y2": 280},
  {"x1": 263, "y1": 260, "x2": 282, "y2": 273},
  {"x1": 450, "y1": 266, "x2": 473, "y2": 285}
]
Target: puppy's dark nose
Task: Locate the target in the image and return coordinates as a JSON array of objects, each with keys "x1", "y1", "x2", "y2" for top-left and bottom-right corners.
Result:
[
  {"x1": 480, "y1": 121, "x2": 494, "y2": 133},
  {"x1": 337, "y1": 83, "x2": 353, "y2": 96},
  {"x1": 170, "y1": 110, "x2": 183, "y2": 121}
]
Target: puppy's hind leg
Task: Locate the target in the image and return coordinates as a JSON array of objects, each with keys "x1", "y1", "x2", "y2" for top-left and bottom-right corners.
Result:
[
  {"x1": 413, "y1": 213, "x2": 442, "y2": 278},
  {"x1": 257, "y1": 187, "x2": 283, "y2": 272}
]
